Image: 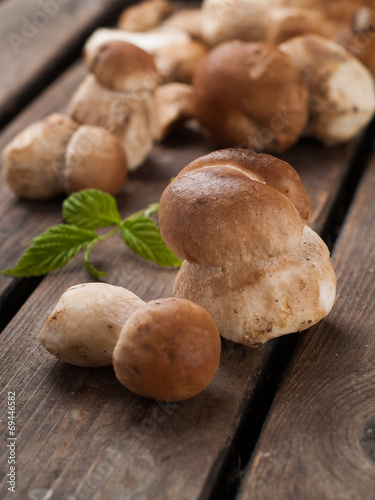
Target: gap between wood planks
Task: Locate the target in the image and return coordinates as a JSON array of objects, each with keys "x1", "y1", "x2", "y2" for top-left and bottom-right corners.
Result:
[{"x1": 202, "y1": 118, "x2": 375, "y2": 500}]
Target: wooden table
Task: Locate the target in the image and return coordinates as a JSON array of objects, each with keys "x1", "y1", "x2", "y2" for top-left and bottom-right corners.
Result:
[{"x1": 1, "y1": 1, "x2": 375, "y2": 499}]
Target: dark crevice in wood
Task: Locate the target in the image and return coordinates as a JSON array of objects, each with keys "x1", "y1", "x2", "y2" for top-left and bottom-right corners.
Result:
[
  {"x1": 202, "y1": 334, "x2": 300, "y2": 500},
  {"x1": 201, "y1": 121, "x2": 375, "y2": 500},
  {"x1": 0, "y1": 0, "x2": 135, "y2": 131},
  {"x1": 0, "y1": 276, "x2": 44, "y2": 333},
  {"x1": 320, "y1": 116, "x2": 375, "y2": 251}
]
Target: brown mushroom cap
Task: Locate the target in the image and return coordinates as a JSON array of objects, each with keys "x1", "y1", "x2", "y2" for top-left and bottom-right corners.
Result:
[
  {"x1": 113, "y1": 297, "x2": 221, "y2": 402},
  {"x1": 159, "y1": 149, "x2": 311, "y2": 267},
  {"x1": 173, "y1": 226, "x2": 337, "y2": 347},
  {"x1": 193, "y1": 40, "x2": 308, "y2": 151},
  {"x1": 84, "y1": 40, "x2": 159, "y2": 92},
  {"x1": 279, "y1": 34, "x2": 375, "y2": 144},
  {"x1": 1, "y1": 113, "x2": 78, "y2": 200},
  {"x1": 118, "y1": 0, "x2": 173, "y2": 32},
  {"x1": 64, "y1": 125, "x2": 128, "y2": 195}
]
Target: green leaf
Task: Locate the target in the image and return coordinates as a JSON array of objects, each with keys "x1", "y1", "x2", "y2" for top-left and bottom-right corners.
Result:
[
  {"x1": 1, "y1": 225, "x2": 97, "y2": 277},
  {"x1": 143, "y1": 203, "x2": 159, "y2": 217},
  {"x1": 62, "y1": 189, "x2": 121, "y2": 230},
  {"x1": 121, "y1": 215, "x2": 182, "y2": 267},
  {"x1": 84, "y1": 240, "x2": 108, "y2": 278}
]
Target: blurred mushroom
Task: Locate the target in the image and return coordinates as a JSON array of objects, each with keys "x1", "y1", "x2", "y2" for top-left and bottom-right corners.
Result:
[
  {"x1": 64, "y1": 125, "x2": 128, "y2": 195},
  {"x1": 84, "y1": 27, "x2": 208, "y2": 84},
  {"x1": 1, "y1": 113, "x2": 128, "y2": 199},
  {"x1": 161, "y1": 7, "x2": 203, "y2": 40},
  {"x1": 1, "y1": 114, "x2": 78, "y2": 200},
  {"x1": 68, "y1": 41, "x2": 159, "y2": 171},
  {"x1": 193, "y1": 40, "x2": 309, "y2": 151},
  {"x1": 201, "y1": 0, "x2": 271, "y2": 46},
  {"x1": 154, "y1": 83, "x2": 196, "y2": 141},
  {"x1": 279, "y1": 34, "x2": 375, "y2": 145},
  {"x1": 118, "y1": 0, "x2": 173, "y2": 32}
]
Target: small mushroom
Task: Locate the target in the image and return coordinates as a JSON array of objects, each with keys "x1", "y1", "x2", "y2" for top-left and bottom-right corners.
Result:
[
  {"x1": 39, "y1": 283, "x2": 145, "y2": 367},
  {"x1": 113, "y1": 297, "x2": 221, "y2": 402},
  {"x1": 84, "y1": 28, "x2": 207, "y2": 84},
  {"x1": 1, "y1": 113, "x2": 128, "y2": 199},
  {"x1": 64, "y1": 125, "x2": 128, "y2": 195},
  {"x1": 279, "y1": 34, "x2": 375, "y2": 145},
  {"x1": 1, "y1": 114, "x2": 78, "y2": 200},
  {"x1": 153, "y1": 82, "x2": 196, "y2": 141}
]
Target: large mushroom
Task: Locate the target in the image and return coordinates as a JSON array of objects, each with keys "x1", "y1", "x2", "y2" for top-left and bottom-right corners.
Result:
[
  {"x1": 159, "y1": 149, "x2": 336, "y2": 347},
  {"x1": 193, "y1": 40, "x2": 309, "y2": 152},
  {"x1": 279, "y1": 34, "x2": 375, "y2": 145}
]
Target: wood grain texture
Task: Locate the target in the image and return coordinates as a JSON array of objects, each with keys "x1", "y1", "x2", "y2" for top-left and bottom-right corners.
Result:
[
  {"x1": 0, "y1": 0, "x2": 132, "y2": 125},
  {"x1": 238, "y1": 154, "x2": 375, "y2": 500}
]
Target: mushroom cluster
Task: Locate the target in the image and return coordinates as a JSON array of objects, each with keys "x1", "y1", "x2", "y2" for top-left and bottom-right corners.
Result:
[
  {"x1": 40, "y1": 283, "x2": 221, "y2": 402},
  {"x1": 3, "y1": 0, "x2": 375, "y2": 200},
  {"x1": 159, "y1": 149, "x2": 337, "y2": 347}
]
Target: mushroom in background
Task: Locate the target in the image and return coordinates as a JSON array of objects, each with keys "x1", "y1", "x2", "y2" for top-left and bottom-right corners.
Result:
[
  {"x1": 279, "y1": 34, "x2": 375, "y2": 145},
  {"x1": 200, "y1": 0, "x2": 375, "y2": 74},
  {"x1": 193, "y1": 40, "x2": 309, "y2": 152},
  {"x1": 153, "y1": 82, "x2": 196, "y2": 142},
  {"x1": 118, "y1": 0, "x2": 173, "y2": 32},
  {"x1": 84, "y1": 27, "x2": 208, "y2": 85},
  {"x1": 1, "y1": 114, "x2": 128, "y2": 200},
  {"x1": 68, "y1": 40, "x2": 159, "y2": 171}
]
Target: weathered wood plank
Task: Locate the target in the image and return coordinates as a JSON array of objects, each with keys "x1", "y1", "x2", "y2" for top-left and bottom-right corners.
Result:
[
  {"x1": 0, "y1": 0, "x2": 133, "y2": 127},
  {"x1": 0, "y1": 47, "x2": 374, "y2": 500},
  {"x1": 0, "y1": 137, "x2": 371, "y2": 499},
  {"x1": 238, "y1": 153, "x2": 375, "y2": 499}
]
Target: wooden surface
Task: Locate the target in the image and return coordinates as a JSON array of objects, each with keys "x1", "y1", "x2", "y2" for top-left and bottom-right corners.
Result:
[
  {"x1": 238, "y1": 154, "x2": 375, "y2": 499},
  {"x1": 0, "y1": 1, "x2": 375, "y2": 499},
  {"x1": 0, "y1": 0, "x2": 133, "y2": 126}
]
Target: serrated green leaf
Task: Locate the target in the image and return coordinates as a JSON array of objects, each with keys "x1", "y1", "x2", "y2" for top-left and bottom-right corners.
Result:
[
  {"x1": 62, "y1": 189, "x2": 121, "y2": 230},
  {"x1": 121, "y1": 215, "x2": 181, "y2": 267},
  {"x1": 1, "y1": 225, "x2": 97, "y2": 277},
  {"x1": 84, "y1": 240, "x2": 108, "y2": 278}
]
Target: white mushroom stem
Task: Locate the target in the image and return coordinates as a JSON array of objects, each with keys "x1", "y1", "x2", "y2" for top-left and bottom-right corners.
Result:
[
  {"x1": 67, "y1": 74, "x2": 155, "y2": 171},
  {"x1": 279, "y1": 34, "x2": 375, "y2": 145},
  {"x1": 39, "y1": 283, "x2": 145, "y2": 367},
  {"x1": 173, "y1": 226, "x2": 336, "y2": 347}
]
